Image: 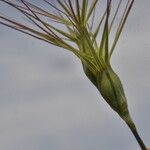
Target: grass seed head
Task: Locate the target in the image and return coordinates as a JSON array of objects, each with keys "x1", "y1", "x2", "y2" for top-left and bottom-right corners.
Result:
[{"x1": 0, "y1": 0, "x2": 134, "y2": 118}]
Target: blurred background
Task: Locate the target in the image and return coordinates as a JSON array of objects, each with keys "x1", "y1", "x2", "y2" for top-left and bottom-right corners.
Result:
[{"x1": 0, "y1": 0, "x2": 150, "y2": 150}]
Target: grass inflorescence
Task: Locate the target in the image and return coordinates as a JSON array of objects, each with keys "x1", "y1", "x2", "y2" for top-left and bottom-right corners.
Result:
[{"x1": 0, "y1": 0, "x2": 147, "y2": 149}]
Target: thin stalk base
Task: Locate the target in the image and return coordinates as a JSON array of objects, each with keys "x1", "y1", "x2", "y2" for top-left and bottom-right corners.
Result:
[{"x1": 122, "y1": 114, "x2": 147, "y2": 150}]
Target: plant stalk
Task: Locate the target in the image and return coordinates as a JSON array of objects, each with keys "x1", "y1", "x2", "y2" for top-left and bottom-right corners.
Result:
[{"x1": 122, "y1": 114, "x2": 147, "y2": 150}]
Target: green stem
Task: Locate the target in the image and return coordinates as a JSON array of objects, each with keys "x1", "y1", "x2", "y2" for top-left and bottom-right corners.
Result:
[
  {"x1": 130, "y1": 127, "x2": 147, "y2": 150},
  {"x1": 122, "y1": 114, "x2": 147, "y2": 150}
]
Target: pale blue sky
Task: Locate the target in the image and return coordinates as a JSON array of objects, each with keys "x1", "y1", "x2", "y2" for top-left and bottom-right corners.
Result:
[{"x1": 0, "y1": 0, "x2": 150, "y2": 150}]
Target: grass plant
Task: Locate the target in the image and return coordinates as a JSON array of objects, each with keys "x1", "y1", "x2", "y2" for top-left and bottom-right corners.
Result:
[{"x1": 0, "y1": 0, "x2": 147, "y2": 149}]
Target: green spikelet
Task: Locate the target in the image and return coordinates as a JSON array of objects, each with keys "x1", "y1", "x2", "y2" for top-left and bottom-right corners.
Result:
[
  {"x1": 97, "y1": 66, "x2": 128, "y2": 116},
  {"x1": 83, "y1": 63, "x2": 129, "y2": 118},
  {"x1": 83, "y1": 61, "x2": 137, "y2": 129}
]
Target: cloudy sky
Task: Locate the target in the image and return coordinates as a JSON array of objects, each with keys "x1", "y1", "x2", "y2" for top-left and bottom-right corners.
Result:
[{"x1": 0, "y1": 0, "x2": 150, "y2": 150}]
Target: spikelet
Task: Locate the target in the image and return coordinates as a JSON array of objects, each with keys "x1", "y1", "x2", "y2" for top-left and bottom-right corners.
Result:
[{"x1": 83, "y1": 63, "x2": 130, "y2": 119}]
